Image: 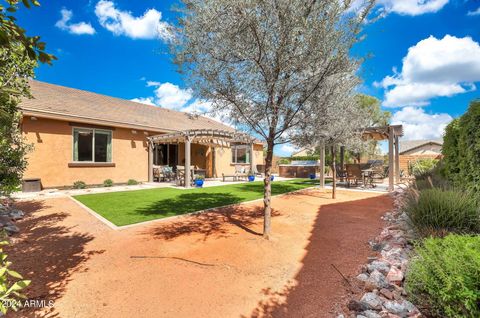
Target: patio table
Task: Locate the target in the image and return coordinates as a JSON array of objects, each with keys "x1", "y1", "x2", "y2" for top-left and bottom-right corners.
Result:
[{"x1": 361, "y1": 169, "x2": 376, "y2": 188}]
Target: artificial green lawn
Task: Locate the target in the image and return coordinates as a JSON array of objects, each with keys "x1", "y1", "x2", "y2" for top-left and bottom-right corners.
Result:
[{"x1": 73, "y1": 179, "x2": 316, "y2": 226}]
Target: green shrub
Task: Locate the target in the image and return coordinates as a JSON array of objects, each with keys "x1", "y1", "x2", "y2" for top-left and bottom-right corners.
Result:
[
  {"x1": 73, "y1": 181, "x2": 86, "y2": 189},
  {"x1": 442, "y1": 100, "x2": 480, "y2": 191},
  {"x1": 409, "y1": 158, "x2": 439, "y2": 178},
  {"x1": 0, "y1": 240, "x2": 31, "y2": 314},
  {"x1": 404, "y1": 188, "x2": 480, "y2": 237},
  {"x1": 127, "y1": 179, "x2": 138, "y2": 185},
  {"x1": 103, "y1": 179, "x2": 113, "y2": 187},
  {"x1": 405, "y1": 234, "x2": 480, "y2": 318}
]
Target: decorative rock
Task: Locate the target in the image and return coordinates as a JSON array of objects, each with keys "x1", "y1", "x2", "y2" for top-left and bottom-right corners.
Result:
[
  {"x1": 336, "y1": 314, "x2": 345, "y2": 318},
  {"x1": 0, "y1": 216, "x2": 12, "y2": 227},
  {"x1": 8, "y1": 209, "x2": 24, "y2": 220},
  {"x1": 348, "y1": 300, "x2": 368, "y2": 312},
  {"x1": 362, "y1": 310, "x2": 382, "y2": 318},
  {"x1": 386, "y1": 267, "x2": 404, "y2": 284},
  {"x1": 4, "y1": 224, "x2": 19, "y2": 234},
  {"x1": 383, "y1": 300, "x2": 409, "y2": 316},
  {"x1": 367, "y1": 260, "x2": 390, "y2": 275},
  {"x1": 379, "y1": 288, "x2": 394, "y2": 300},
  {"x1": 365, "y1": 270, "x2": 389, "y2": 291},
  {"x1": 357, "y1": 273, "x2": 369, "y2": 282},
  {"x1": 357, "y1": 315, "x2": 367, "y2": 318},
  {"x1": 360, "y1": 292, "x2": 382, "y2": 311}
]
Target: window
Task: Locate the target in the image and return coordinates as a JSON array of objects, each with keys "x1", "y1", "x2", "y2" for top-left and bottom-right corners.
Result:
[
  {"x1": 231, "y1": 144, "x2": 250, "y2": 164},
  {"x1": 73, "y1": 128, "x2": 112, "y2": 162}
]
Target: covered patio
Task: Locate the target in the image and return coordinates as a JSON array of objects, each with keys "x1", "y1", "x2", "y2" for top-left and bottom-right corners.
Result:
[
  {"x1": 318, "y1": 125, "x2": 404, "y2": 192},
  {"x1": 147, "y1": 129, "x2": 257, "y2": 188}
]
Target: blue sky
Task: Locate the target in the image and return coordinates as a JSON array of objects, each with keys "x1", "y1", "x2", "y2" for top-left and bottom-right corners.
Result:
[{"x1": 16, "y1": 0, "x2": 480, "y2": 156}]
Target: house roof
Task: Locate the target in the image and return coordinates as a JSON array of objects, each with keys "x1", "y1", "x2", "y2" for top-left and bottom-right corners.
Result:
[
  {"x1": 20, "y1": 80, "x2": 235, "y2": 133},
  {"x1": 399, "y1": 139, "x2": 443, "y2": 154}
]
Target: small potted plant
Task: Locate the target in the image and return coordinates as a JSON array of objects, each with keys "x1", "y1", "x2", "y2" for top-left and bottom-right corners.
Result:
[
  {"x1": 194, "y1": 175, "x2": 204, "y2": 188},
  {"x1": 270, "y1": 175, "x2": 275, "y2": 181},
  {"x1": 248, "y1": 171, "x2": 255, "y2": 182},
  {"x1": 309, "y1": 173, "x2": 316, "y2": 180}
]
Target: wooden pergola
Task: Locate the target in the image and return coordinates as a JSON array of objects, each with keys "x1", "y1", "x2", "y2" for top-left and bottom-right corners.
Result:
[
  {"x1": 318, "y1": 125, "x2": 404, "y2": 192},
  {"x1": 147, "y1": 129, "x2": 256, "y2": 188}
]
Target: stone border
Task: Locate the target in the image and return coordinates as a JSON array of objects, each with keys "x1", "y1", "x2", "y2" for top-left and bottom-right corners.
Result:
[{"x1": 338, "y1": 190, "x2": 423, "y2": 318}]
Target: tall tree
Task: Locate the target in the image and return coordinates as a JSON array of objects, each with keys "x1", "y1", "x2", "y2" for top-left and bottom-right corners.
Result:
[
  {"x1": 292, "y1": 75, "x2": 370, "y2": 199},
  {"x1": 173, "y1": 0, "x2": 374, "y2": 238},
  {"x1": 0, "y1": 0, "x2": 54, "y2": 196}
]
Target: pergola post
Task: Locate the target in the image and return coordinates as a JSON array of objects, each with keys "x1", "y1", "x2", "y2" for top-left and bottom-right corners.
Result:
[
  {"x1": 394, "y1": 134, "x2": 400, "y2": 183},
  {"x1": 184, "y1": 137, "x2": 191, "y2": 188},
  {"x1": 249, "y1": 142, "x2": 255, "y2": 174},
  {"x1": 148, "y1": 141, "x2": 153, "y2": 182},
  {"x1": 212, "y1": 147, "x2": 217, "y2": 178},
  {"x1": 388, "y1": 127, "x2": 394, "y2": 192},
  {"x1": 319, "y1": 140, "x2": 325, "y2": 188}
]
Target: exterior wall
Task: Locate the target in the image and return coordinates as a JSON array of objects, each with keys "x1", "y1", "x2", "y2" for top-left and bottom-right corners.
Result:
[
  {"x1": 399, "y1": 144, "x2": 443, "y2": 175},
  {"x1": 22, "y1": 117, "x2": 153, "y2": 188},
  {"x1": 399, "y1": 154, "x2": 442, "y2": 175},
  {"x1": 401, "y1": 144, "x2": 442, "y2": 156},
  {"x1": 21, "y1": 116, "x2": 265, "y2": 188},
  {"x1": 214, "y1": 144, "x2": 264, "y2": 176}
]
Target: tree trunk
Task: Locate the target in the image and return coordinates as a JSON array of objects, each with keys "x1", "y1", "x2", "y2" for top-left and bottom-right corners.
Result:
[
  {"x1": 263, "y1": 138, "x2": 274, "y2": 239},
  {"x1": 331, "y1": 145, "x2": 337, "y2": 199}
]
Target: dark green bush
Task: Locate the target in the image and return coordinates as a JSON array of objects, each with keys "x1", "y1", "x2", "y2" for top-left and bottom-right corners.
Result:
[
  {"x1": 442, "y1": 100, "x2": 480, "y2": 191},
  {"x1": 73, "y1": 181, "x2": 86, "y2": 189},
  {"x1": 127, "y1": 179, "x2": 138, "y2": 185},
  {"x1": 103, "y1": 179, "x2": 113, "y2": 187},
  {"x1": 405, "y1": 234, "x2": 480, "y2": 318},
  {"x1": 404, "y1": 188, "x2": 480, "y2": 237}
]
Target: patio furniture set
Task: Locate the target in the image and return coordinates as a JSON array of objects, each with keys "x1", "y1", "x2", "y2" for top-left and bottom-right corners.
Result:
[
  {"x1": 337, "y1": 160, "x2": 390, "y2": 189},
  {"x1": 153, "y1": 165, "x2": 206, "y2": 186}
]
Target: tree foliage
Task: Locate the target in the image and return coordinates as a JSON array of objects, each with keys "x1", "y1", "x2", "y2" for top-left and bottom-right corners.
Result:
[
  {"x1": 442, "y1": 100, "x2": 480, "y2": 191},
  {"x1": 0, "y1": 0, "x2": 54, "y2": 196},
  {"x1": 173, "y1": 0, "x2": 374, "y2": 237}
]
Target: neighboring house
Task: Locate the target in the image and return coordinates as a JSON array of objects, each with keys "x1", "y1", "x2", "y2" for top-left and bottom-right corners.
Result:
[
  {"x1": 19, "y1": 80, "x2": 264, "y2": 188},
  {"x1": 291, "y1": 148, "x2": 314, "y2": 157},
  {"x1": 399, "y1": 139, "x2": 443, "y2": 174}
]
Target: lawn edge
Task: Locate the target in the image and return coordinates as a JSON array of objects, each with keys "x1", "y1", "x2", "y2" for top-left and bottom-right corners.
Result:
[{"x1": 70, "y1": 185, "x2": 319, "y2": 230}]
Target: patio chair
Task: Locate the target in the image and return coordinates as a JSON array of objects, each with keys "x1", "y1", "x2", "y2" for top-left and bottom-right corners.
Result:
[
  {"x1": 336, "y1": 168, "x2": 347, "y2": 182},
  {"x1": 345, "y1": 164, "x2": 363, "y2": 187},
  {"x1": 235, "y1": 165, "x2": 248, "y2": 181}
]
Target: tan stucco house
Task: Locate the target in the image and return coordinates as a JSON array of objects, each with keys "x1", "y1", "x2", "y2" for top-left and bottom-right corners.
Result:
[{"x1": 19, "y1": 80, "x2": 264, "y2": 188}]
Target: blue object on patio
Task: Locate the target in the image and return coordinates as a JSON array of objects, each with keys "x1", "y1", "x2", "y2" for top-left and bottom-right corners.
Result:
[
  {"x1": 309, "y1": 173, "x2": 316, "y2": 180},
  {"x1": 195, "y1": 179, "x2": 204, "y2": 188},
  {"x1": 270, "y1": 175, "x2": 275, "y2": 181},
  {"x1": 248, "y1": 175, "x2": 255, "y2": 182}
]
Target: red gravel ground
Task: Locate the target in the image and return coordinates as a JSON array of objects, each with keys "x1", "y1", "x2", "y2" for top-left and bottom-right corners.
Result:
[{"x1": 7, "y1": 188, "x2": 391, "y2": 318}]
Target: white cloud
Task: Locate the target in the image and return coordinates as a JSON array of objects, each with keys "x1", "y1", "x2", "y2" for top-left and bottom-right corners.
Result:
[
  {"x1": 55, "y1": 8, "x2": 96, "y2": 35},
  {"x1": 130, "y1": 97, "x2": 155, "y2": 106},
  {"x1": 467, "y1": 7, "x2": 480, "y2": 16},
  {"x1": 349, "y1": 0, "x2": 449, "y2": 16},
  {"x1": 94, "y1": 1, "x2": 172, "y2": 40},
  {"x1": 378, "y1": 35, "x2": 480, "y2": 107},
  {"x1": 277, "y1": 144, "x2": 299, "y2": 156},
  {"x1": 391, "y1": 107, "x2": 453, "y2": 140},
  {"x1": 378, "y1": 0, "x2": 449, "y2": 16},
  {"x1": 151, "y1": 82, "x2": 193, "y2": 109},
  {"x1": 133, "y1": 81, "x2": 231, "y2": 125}
]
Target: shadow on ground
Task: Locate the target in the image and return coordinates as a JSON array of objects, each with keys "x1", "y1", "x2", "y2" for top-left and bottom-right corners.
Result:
[
  {"x1": 134, "y1": 192, "x2": 245, "y2": 217},
  {"x1": 144, "y1": 204, "x2": 281, "y2": 241},
  {"x1": 7, "y1": 200, "x2": 104, "y2": 318},
  {"x1": 244, "y1": 195, "x2": 392, "y2": 318}
]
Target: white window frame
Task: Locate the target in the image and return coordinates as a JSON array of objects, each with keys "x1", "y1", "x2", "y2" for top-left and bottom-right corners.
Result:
[
  {"x1": 231, "y1": 144, "x2": 251, "y2": 164},
  {"x1": 72, "y1": 127, "x2": 113, "y2": 163}
]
